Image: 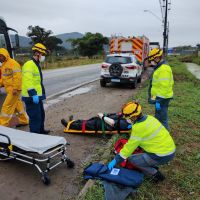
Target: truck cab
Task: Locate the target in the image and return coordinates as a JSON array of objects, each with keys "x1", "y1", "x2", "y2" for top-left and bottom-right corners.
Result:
[{"x1": 0, "y1": 18, "x2": 19, "y2": 58}]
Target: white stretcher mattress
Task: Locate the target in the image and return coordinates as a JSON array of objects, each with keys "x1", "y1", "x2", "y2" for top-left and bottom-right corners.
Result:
[{"x1": 0, "y1": 126, "x2": 66, "y2": 154}]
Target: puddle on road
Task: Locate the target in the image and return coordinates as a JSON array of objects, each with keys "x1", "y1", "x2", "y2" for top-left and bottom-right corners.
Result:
[
  {"x1": 59, "y1": 87, "x2": 92, "y2": 98},
  {"x1": 186, "y1": 63, "x2": 200, "y2": 80},
  {"x1": 44, "y1": 86, "x2": 93, "y2": 109}
]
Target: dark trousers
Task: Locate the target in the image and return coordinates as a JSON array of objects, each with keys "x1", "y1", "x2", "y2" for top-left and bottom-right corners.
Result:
[
  {"x1": 25, "y1": 100, "x2": 45, "y2": 133},
  {"x1": 128, "y1": 152, "x2": 175, "y2": 175},
  {"x1": 155, "y1": 99, "x2": 170, "y2": 130}
]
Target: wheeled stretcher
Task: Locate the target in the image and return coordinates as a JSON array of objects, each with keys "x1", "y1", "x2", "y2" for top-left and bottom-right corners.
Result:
[
  {"x1": 62, "y1": 113, "x2": 131, "y2": 135},
  {"x1": 0, "y1": 125, "x2": 74, "y2": 185}
]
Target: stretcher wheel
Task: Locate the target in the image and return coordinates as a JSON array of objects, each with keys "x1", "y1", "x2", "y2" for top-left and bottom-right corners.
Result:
[
  {"x1": 66, "y1": 159, "x2": 75, "y2": 168},
  {"x1": 0, "y1": 154, "x2": 12, "y2": 161},
  {"x1": 42, "y1": 173, "x2": 51, "y2": 185}
]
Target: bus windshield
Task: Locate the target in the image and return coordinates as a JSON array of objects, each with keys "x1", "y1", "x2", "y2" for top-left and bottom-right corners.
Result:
[{"x1": 0, "y1": 33, "x2": 7, "y2": 49}]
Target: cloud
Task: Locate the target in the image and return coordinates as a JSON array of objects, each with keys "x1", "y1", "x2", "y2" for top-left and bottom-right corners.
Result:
[{"x1": 0, "y1": 0, "x2": 199, "y2": 46}]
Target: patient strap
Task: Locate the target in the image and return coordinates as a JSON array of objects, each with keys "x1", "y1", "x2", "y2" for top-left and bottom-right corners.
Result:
[
  {"x1": 116, "y1": 114, "x2": 122, "y2": 134},
  {"x1": 66, "y1": 120, "x2": 75, "y2": 132},
  {"x1": 82, "y1": 120, "x2": 87, "y2": 133},
  {"x1": 101, "y1": 113, "x2": 107, "y2": 137}
]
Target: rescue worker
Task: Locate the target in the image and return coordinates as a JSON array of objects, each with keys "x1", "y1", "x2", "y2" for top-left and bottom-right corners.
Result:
[
  {"x1": 0, "y1": 48, "x2": 29, "y2": 127},
  {"x1": 22, "y1": 43, "x2": 50, "y2": 134},
  {"x1": 107, "y1": 101, "x2": 176, "y2": 183},
  {"x1": 147, "y1": 48, "x2": 174, "y2": 130}
]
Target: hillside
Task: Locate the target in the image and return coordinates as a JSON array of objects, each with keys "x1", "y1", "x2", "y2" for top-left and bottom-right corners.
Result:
[
  {"x1": 11, "y1": 32, "x2": 83, "y2": 49},
  {"x1": 56, "y1": 32, "x2": 83, "y2": 48}
]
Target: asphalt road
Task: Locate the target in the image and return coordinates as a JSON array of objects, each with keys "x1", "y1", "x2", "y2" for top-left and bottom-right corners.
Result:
[{"x1": 43, "y1": 63, "x2": 100, "y2": 97}]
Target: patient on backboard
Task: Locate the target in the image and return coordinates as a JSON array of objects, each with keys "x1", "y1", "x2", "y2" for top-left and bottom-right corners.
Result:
[{"x1": 61, "y1": 113, "x2": 132, "y2": 134}]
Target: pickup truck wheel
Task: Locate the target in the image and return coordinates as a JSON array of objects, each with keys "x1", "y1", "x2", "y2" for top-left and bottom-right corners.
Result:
[
  {"x1": 131, "y1": 78, "x2": 137, "y2": 89},
  {"x1": 100, "y1": 79, "x2": 106, "y2": 87}
]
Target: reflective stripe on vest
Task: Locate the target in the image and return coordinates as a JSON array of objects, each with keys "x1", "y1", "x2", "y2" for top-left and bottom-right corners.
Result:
[
  {"x1": 2, "y1": 74, "x2": 12, "y2": 76},
  {"x1": 13, "y1": 69, "x2": 22, "y2": 73},
  {"x1": 1, "y1": 112, "x2": 13, "y2": 118},
  {"x1": 152, "y1": 77, "x2": 173, "y2": 82},
  {"x1": 156, "y1": 149, "x2": 175, "y2": 157},
  {"x1": 130, "y1": 125, "x2": 163, "y2": 141}
]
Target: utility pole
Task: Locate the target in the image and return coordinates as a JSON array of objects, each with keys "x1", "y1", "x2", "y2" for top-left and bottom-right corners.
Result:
[{"x1": 163, "y1": 0, "x2": 168, "y2": 57}]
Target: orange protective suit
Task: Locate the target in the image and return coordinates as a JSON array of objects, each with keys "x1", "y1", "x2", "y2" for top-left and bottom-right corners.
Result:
[{"x1": 0, "y1": 48, "x2": 29, "y2": 127}]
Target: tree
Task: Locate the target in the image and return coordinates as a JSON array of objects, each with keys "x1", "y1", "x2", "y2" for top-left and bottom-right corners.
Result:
[
  {"x1": 70, "y1": 32, "x2": 109, "y2": 57},
  {"x1": 46, "y1": 36, "x2": 63, "y2": 52},
  {"x1": 27, "y1": 25, "x2": 52, "y2": 44},
  {"x1": 27, "y1": 25, "x2": 63, "y2": 52}
]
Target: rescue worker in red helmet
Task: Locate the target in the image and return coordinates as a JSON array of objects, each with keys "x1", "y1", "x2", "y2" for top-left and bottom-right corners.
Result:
[
  {"x1": 107, "y1": 101, "x2": 176, "y2": 183},
  {"x1": 22, "y1": 43, "x2": 50, "y2": 134},
  {"x1": 147, "y1": 48, "x2": 174, "y2": 130},
  {"x1": 0, "y1": 48, "x2": 29, "y2": 127}
]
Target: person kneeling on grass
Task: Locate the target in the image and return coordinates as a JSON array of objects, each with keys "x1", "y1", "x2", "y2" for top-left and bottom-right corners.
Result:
[{"x1": 106, "y1": 101, "x2": 176, "y2": 183}]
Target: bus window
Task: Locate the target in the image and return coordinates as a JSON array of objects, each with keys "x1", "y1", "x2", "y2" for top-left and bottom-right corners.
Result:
[{"x1": 0, "y1": 34, "x2": 7, "y2": 49}]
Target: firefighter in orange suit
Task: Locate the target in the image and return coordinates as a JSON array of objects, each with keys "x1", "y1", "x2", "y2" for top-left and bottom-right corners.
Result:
[{"x1": 0, "y1": 48, "x2": 29, "y2": 127}]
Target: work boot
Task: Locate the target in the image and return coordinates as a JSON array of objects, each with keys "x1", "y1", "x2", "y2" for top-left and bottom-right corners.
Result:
[
  {"x1": 61, "y1": 119, "x2": 68, "y2": 127},
  {"x1": 151, "y1": 171, "x2": 165, "y2": 183},
  {"x1": 41, "y1": 129, "x2": 50, "y2": 135},
  {"x1": 16, "y1": 123, "x2": 28, "y2": 128}
]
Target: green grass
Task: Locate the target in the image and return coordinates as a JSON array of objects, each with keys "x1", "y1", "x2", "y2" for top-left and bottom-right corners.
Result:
[
  {"x1": 15, "y1": 55, "x2": 103, "y2": 69},
  {"x1": 192, "y1": 56, "x2": 200, "y2": 65},
  {"x1": 81, "y1": 57, "x2": 200, "y2": 200}
]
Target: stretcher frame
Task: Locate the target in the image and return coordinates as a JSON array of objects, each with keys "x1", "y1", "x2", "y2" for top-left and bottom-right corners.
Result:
[
  {"x1": 0, "y1": 133, "x2": 74, "y2": 185},
  {"x1": 63, "y1": 120, "x2": 131, "y2": 135}
]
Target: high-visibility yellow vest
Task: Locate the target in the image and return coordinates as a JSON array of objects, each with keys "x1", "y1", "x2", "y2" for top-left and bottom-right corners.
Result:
[
  {"x1": 22, "y1": 60, "x2": 43, "y2": 97},
  {"x1": 120, "y1": 115, "x2": 176, "y2": 159},
  {"x1": 151, "y1": 64, "x2": 174, "y2": 99}
]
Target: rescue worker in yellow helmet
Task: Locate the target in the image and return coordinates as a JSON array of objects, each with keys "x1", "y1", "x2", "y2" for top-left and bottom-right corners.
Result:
[
  {"x1": 107, "y1": 101, "x2": 176, "y2": 183},
  {"x1": 0, "y1": 48, "x2": 29, "y2": 127},
  {"x1": 22, "y1": 43, "x2": 50, "y2": 134},
  {"x1": 147, "y1": 48, "x2": 174, "y2": 130}
]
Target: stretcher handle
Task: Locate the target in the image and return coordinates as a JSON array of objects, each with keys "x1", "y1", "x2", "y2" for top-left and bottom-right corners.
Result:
[{"x1": 0, "y1": 133, "x2": 11, "y2": 146}]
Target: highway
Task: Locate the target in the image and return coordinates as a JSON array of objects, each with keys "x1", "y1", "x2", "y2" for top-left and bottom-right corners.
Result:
[{"x1": 43, "y1": 63, "x2": 101, "y2": 97}]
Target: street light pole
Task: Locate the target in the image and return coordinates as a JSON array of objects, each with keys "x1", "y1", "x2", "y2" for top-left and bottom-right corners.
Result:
[{"x1": 163, "y1": 0, "x2": 169, "y2": 57}]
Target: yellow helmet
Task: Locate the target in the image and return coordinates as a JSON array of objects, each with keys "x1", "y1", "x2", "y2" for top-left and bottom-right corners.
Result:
[
  {"x1": 122, "y1": 101, "x2": 142, "y2": 119},
  {"x1": 32, "y1": 43, "x2": 47, "y2": 55},
  {"x1": 148, "y1": 48, "x2": 163, "y2": 61}
]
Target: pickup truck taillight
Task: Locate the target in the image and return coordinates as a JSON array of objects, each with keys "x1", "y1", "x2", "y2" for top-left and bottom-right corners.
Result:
[
  {"x1": 125, "y1": 65, "x2": 137, "y2": 69},
  {"x1": 101, "y1": 64, "x2": 109, "y2": 69}
]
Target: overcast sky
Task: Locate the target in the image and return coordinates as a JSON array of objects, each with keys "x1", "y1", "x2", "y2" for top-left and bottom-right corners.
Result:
[{"x1": 0, "y1": 0, "x2": 199, "y2": 47}]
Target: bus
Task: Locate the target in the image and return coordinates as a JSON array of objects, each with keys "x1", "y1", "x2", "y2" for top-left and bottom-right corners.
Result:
[{"x1": 0, "y1": 17, "x2": 19, "y2": 58}]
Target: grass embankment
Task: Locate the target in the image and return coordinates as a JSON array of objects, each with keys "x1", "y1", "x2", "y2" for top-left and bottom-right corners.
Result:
[
  {"x1": 179, "y1": 54, "x2": 200, "y2": 65},
  {"x1": 81, "y1": 57, "x2": 200, "y2": 200},
  {"x1": 192, "y1": 56, "x2": 200, "y2": 65},
  {"x1": 16, "y1": 55, "x2": 103, "y2": 69}
]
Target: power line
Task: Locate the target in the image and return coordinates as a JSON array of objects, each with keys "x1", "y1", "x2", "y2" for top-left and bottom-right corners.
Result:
[{"x1": 159, "y1": 0, "x2": 164, "y2": 21}]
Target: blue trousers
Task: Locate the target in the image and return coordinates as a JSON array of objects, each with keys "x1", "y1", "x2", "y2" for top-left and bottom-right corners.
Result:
[
  {"x1": 128, "y1": 153, "x2": 175, "y2": 176},
  {"x1": 25, "y1": 100, "x2": 45, "y2": 133},
  {"x1": 155, "y1": 99, "x2": 170, "y2": 130}
]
